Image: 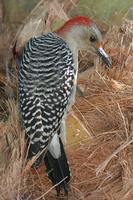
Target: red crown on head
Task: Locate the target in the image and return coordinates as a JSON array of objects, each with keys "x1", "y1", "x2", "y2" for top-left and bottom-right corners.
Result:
[
  {"x1": 56, "y1": 16, "x2": 93, "y2": 36},
  {"x1": 65, "y1": 16, "x2": 93, "y2": 27}
]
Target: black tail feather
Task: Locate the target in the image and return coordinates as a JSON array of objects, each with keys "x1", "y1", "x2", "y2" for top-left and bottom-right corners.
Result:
[{"x1": 44, "y1": 138, "x2": 70, "y2": 195}]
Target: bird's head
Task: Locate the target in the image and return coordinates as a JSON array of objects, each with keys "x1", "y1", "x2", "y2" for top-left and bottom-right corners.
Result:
[{"x1": 56, "y1": 16, "x2": 112, "y2": 68}]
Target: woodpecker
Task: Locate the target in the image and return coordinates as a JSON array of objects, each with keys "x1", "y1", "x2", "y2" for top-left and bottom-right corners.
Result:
[{"x1": 18, "y1": 16, "x2": 112, "y2": 195}]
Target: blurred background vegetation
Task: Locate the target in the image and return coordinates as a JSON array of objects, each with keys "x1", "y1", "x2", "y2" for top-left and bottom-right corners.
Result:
[{"x1": 2, "y1": 0, "x2": 133, "y2": 25}]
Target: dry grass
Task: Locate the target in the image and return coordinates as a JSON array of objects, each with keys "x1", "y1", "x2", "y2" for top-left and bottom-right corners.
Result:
[
  {"x1": 0, "y1": 100, "x2": 27, "y2": 200},
  {"x1": 0, "y1": 1, "x2": 133, "y2": 199}
]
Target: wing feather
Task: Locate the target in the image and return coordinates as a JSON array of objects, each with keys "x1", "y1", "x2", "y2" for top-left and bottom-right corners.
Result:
[{"x1": 19, "y1": 33, "x2": 75, "y2": 154}]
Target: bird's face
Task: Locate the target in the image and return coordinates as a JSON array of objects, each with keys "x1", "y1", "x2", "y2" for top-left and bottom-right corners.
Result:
[
  {"x1": 72, "y1": 24, "x2": 112, "y2": 68},
  {"x1": 56, "y1": 15, "x2": 112, "y2": 68}
]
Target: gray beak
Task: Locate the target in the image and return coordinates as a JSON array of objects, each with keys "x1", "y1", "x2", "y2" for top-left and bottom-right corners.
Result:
[{"x1": 96, "y1": 47, "x2": 112, "y2": 68}]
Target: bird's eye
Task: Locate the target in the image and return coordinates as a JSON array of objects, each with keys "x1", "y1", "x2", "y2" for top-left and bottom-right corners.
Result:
[{"x1": 90, "y1": 35, "x2": 96, "y2": 42}]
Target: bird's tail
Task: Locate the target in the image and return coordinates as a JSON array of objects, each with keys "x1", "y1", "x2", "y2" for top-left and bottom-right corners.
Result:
[{"x1": 44, "y1": 137, "x2": 70, "y2": 196}]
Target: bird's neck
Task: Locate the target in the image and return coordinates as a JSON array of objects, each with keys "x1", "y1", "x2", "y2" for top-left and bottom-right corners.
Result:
[{"x1": 56, "y1": 30, "x2": 79, "y2": 70}]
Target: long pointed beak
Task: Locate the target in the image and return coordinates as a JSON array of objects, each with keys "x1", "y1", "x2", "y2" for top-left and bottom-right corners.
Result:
[{"x1": 96, "y1": 47, "x2": 112, "y2": 68}]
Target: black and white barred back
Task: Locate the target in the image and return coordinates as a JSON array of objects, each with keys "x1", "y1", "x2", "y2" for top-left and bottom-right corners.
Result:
[{"x1": 19, "y1": 33, "x2": 75, "y2": 156}]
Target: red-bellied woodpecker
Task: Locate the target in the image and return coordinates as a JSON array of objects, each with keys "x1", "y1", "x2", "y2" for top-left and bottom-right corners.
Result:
[{"x1": 18, "y1": 16, "x2": 112, "y2": 196}]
